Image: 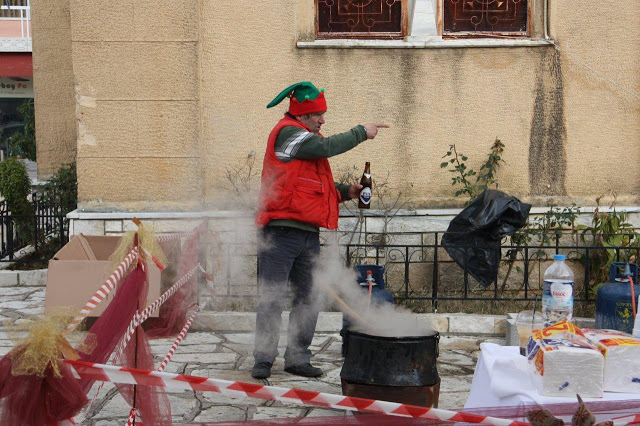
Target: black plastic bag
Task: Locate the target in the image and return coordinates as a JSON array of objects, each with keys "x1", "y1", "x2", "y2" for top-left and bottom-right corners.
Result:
[{"x1": 441, "y1": 190, "x2": 531, "y2": 287}]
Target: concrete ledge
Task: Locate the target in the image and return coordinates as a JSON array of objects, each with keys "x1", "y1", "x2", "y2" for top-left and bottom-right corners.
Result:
[
  {"x1": 0, "y1": 269, "x2": 47, "y2": 287},
  {"x1": 297, "y1": 37, "x2": 553, "y2": 49},
  {"x1": 192, "y1": 311, "x2": 505, "y2": 335}
]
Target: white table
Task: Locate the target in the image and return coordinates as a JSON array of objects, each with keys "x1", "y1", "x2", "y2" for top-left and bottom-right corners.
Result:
[{"x1": 465, "y1": 343, "x2": 640, "y2": 411}]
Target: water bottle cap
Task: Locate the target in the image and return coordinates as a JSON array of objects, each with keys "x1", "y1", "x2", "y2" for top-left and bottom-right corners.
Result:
[{"x1": 554, "y1": 254, "x2": 566, "y2": 261}]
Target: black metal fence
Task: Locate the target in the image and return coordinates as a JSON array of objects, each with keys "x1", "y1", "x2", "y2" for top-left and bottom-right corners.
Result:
[
  {"x1": 206, "y1": 230, "x2": 639, "y2": 313},
  {"x1": 0, "y1": 190, "x2": 71, "y2": 264}
]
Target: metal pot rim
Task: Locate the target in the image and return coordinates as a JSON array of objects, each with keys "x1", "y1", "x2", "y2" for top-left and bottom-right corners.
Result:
[{"x1": 345, "y1": 327, "x2": 439, "y2": 342}]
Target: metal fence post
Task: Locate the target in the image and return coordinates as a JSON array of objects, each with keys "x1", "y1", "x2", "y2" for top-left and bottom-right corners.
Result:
[{"x1": 432, "y1": 233, "x2": 439, "y2": 313}]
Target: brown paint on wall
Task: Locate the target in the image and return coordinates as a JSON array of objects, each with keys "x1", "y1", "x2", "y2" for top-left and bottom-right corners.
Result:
[{"x1": 529, "y1": 49, "x2": 567, "y2": 196}]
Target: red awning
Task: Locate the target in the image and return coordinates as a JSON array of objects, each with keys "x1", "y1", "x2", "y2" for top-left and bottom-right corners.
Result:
[{"x1": 0, "y1": 53, "x2": 32, "y2": 77}]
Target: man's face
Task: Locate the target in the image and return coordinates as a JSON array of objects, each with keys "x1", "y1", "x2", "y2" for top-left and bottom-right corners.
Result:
[{"x1": 297, "y1": 111, "x2": 326, "y2": 134}]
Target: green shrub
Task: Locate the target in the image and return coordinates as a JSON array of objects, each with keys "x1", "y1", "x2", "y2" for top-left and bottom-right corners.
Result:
[
  {"x1": 39, "y1": 162, "x2": 78, "y2": 213},
  {"x1": 8, "y1": 99, "x2": 36, "y2": 161},
  {"x1": 0, "y1": 158, "x2": 34, "y2": 241}
]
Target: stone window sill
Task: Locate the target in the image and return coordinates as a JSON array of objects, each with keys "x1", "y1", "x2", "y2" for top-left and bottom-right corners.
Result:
[{"x1": 297, "y1": 36, "x2": 553, "y2": 49}]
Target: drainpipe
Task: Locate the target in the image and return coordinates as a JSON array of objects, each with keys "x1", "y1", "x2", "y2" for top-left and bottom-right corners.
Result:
[{"x1": 544, "y1": 0, "x2": 551, "y2": 41}]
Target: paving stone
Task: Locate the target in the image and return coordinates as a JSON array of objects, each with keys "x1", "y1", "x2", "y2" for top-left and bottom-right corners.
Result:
[
  {"x1": 439, "y1": 375, "x2": 474, "y2": 393},
  {"x1": 275, "y1": 378, "x2": 343, "y2": 395},
  {"x1": 252, "y1": 406, "x2": 304, "y2": 420},
  {"x1": 0, "y1": 301, "x2": 33, "y2": 310},
  {"x1": 156, "y1": 343, "x2": 219, "y2": 354},
  {"x1": 439, "y1": 335, "x2": 482, "y2": 351},
  {"x1": 171, "y1": 332, "x2": 223, "y2": 345},
  {"x1": 89, "y1": 393, "x2": 132, "y2": 420},
  {"x1": 192, "y1": 312, "x2": 256, "y2": 332},
  {"x1": 438, "y1": 391, "x2": 470, "y2": 410},
  {"x1": 193, "y1": 406, "x2": 246, "y2": 422},
  {"x1": 437, "y1": 362, "x2": 474, "y2": 376},
  {"x1": 0, "y1": 284, "x2": 504, "y2": 422},
  {"x1": 315, "y1": 312, "x2": 343, "y2": 332},
  {"x1": 15, "y1": 307, "x2": 44, "y2": 316},
  {"x1": 169, "y1": 352, "x2": 238, "y2": 364},
  {"x1": 1, "y1": 287, "x2": 37, "y2": 297},
  {"x1": 438, "y1": 350, "x2": 477, "y2": 366},
  {"x1": 304, "y1": 408, "x2": 348, "y2": 418},
  {"x1": 223, "y1": 333, "x2": 257, "y2": 345},
  {"x1": 166, "y1": 393, "x2": 197, "y2": 417},
  {"x1": 222, "y1": 342, "x2": 251, "y2": 355}
]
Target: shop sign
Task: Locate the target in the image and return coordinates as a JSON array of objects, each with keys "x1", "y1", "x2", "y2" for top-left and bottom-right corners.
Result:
[{"x1": 0, "y1": 77, "x2": 33, "y2": 98}]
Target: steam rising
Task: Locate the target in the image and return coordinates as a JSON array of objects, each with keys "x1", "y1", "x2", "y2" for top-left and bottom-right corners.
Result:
[{"x1": 312, "y1": 233, "x2": 433, "y2": 338}]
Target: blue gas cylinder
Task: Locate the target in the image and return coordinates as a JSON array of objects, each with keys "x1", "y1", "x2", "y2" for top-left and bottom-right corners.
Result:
[
  {"x1": 341, "y1": 265, "x2": 394, "y2": 332},
  {"x1": 595, "y1": 263, "x2": 639, "y2": 334}
]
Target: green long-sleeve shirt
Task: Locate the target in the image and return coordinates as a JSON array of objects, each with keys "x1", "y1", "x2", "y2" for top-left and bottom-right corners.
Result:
[{"x1": 267, "y1": 122, "x2": 368, "y2": 232}]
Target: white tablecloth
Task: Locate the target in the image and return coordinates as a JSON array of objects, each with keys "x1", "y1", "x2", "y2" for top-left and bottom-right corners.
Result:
[{"x1": 464, "y1": 343, "x2": 640, "y2": 409}]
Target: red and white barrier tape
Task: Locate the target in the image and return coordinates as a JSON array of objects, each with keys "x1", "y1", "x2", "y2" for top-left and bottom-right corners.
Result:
[
  {"x1": 123, "y1": 307, "x2": 199, "y2": 424},
  {"x1": 156, "y1": 231, "x2": 198, "y2": 243},
  {"x1": 125, "y1": 408, "x2": 137, "y2": 426},
  {"x1": 612, "y1": 414, "x2": 640, "y2": 426},
  {"x1": 65, "y1": 360, "x2": 529, "y2": 426},
  {"x1": 113, "y1": 264, "x2": 199, "y2": 361},
  {"x1": 157, "y1": 307, "x2": 199, "y2": 372},
  {"x1": 65, "y1": 247, "x2": 139, "y2": 334}
]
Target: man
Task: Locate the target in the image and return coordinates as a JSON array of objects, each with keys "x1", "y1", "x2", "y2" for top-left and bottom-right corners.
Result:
[{"x1": 252, "y1": 81, "x2": 388, "y2": 379}]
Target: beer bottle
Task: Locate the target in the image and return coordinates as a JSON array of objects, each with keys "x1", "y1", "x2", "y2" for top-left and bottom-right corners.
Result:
[{"x1": 358, "y1": 162, "x2": 372, "y2": 209}]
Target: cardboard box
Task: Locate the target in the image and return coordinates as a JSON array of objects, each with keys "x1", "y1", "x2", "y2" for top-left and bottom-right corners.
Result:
[{"x1": 45, "y1": 234, "x2": 173, "y2": 318}]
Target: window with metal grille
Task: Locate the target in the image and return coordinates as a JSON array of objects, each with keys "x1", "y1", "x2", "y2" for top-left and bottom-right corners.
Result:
[
  {"x1": 315, "y1": 0, "x2": 408, "y2": 39},
  {"x1": 442, "y1": 0, "x2": 529, "y2": 37},
  {"x1": 0, "y1": 0, "x2": 29, "y2": 19}
]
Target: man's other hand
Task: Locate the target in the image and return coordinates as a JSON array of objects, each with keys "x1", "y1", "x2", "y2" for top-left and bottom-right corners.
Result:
[
  {"x1": 348, "y1": 184, "x2": 363, "y2": 200},
  {"x1": 363, "y1": 123, "x2": 390, "y2": 140}
]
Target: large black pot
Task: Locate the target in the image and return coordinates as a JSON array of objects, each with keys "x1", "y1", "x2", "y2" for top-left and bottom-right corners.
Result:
[{"x1": 340, "y1": 327, "x2": 440, "y2": 387}]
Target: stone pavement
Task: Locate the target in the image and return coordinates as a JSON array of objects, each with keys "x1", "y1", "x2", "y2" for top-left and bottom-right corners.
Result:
[{"x1": 0, "y1": 286, "x2": 505, "y2": 424}]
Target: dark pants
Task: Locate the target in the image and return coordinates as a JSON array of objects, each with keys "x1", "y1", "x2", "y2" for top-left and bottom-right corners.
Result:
[{"x1": 254, "y1": 226, "x2": 320, "y2": 367}]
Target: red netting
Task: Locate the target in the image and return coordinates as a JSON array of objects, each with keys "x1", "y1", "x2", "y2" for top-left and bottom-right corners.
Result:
[
  {"x1": 145, "y1": 229, "x2": 200, "y2": 338},
  {"x1": 116, "y1": 326, "x2": 172, "y2": 425},
  {"x1": 0, "y1": 353, "x2": 87, "y2": 424},
  {"x1": 0, "y1": 263, "x2": 147, "y2": 424},
  {"x1": 0, "y1": 226, "x2": 202, "y2": 424}
]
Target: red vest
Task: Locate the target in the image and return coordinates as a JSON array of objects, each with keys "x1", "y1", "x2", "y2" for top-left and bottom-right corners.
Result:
[{"x1": 256, "y1": 116, "x2": 341, "y2": 229}]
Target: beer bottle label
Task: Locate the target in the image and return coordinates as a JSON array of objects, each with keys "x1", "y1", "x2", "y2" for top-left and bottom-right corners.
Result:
[
  {"x1": 363, "y1": 173, "x2": 371, "y2": 179},
  {"x1": 359, "y1": 187, "x2": 372, "y2": 205}
]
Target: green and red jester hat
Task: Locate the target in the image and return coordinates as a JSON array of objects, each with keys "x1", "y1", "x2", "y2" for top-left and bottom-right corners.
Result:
[{"x1": 267, "y1": 81, "x2": 327, "y2": 116}]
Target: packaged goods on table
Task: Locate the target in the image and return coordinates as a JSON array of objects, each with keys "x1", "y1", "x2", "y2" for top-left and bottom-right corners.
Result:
[
  {"x1": 526, "y1": 321, "x2": 604, "y2": 398},
  {"x1": 583, "y1": 328, "x2": 640, "y2": 394}
]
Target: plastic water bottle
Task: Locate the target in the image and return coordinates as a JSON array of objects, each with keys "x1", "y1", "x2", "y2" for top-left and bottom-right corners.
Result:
[{"x1": 542, "y1": 254, "x2": 574, "y2": 327}]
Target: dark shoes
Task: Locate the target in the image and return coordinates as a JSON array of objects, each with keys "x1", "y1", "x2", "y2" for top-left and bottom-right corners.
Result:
[
  {"x1": 252, "y1": 362, "x2": 322, "y2": 379},
  {"x1": 284, "y1": 363, "x2": 323, "y2": 378},
  {"x1": 251, "y1": 362, "x2": 272, "y2": 379}
]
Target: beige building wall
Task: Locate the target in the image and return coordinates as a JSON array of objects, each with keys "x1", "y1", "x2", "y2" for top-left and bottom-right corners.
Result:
[
  {"x1": 32, "y1": 0, "x2": 76, "y2": 178},
  {"x1": 68, "y1": 0, "x2": 202, "y2": 211},
  {"x1": 32, "y1": 0, "x2": 640, "y2": 210}
]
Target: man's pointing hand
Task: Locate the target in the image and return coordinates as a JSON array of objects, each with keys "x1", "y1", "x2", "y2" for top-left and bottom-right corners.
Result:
[{"x1": 363, "y1": 123, "x2": 390, "y2": 140}]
